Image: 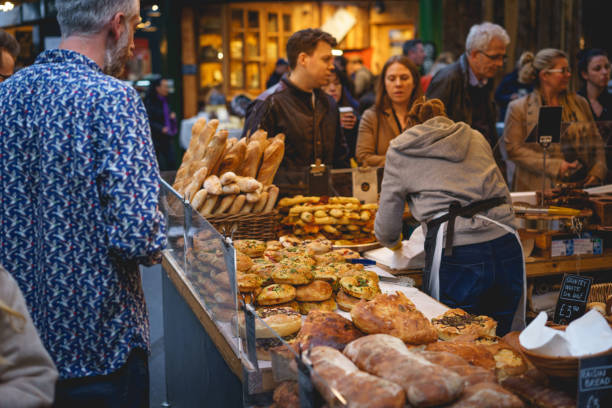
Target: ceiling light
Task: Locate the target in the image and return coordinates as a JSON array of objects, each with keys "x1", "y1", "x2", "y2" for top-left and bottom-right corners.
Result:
[
  {"x1": 0, "y1": 2, "x2": 15, "y2": 12},
  {"x1": 331, "y1": 49, "x2": 343, "y2": 56}
]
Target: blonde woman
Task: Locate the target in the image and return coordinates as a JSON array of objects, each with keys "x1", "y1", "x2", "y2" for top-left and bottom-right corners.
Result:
[
  {"x1": 503, "y1": 48, "x2": 607, "y2": 191},
  {"x1": 0, "y1": 266, "x2": 57, "y2": 406}
]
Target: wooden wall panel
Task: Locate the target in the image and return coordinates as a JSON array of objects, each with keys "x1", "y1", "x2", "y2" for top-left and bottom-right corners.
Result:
[{"x1": 181, "y1": 7, "x2": 198, "y2": 118}]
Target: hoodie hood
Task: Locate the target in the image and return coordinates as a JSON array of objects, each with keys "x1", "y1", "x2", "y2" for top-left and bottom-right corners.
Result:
[{"x1": 389, "y1": 116, "x2": 472, "y2": 162}]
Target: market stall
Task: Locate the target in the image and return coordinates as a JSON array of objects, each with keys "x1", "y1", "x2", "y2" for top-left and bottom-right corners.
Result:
[{"x1": 159, "y1": 118, "x2": 612, "y2": 407}]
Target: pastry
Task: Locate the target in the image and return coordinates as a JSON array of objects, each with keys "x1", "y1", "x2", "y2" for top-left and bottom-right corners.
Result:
[
  {"x1": 351, "y1": 292, "x2": 438, "y2": 345},
  {"x1": 236, "y1": 251, "x2": 253, "y2": 272},
  {"x1": 271, "y1": 263, "x2": 314, "y2": 285},
  {"x1": 298, "y1": 298, "x2": 337, "y2": 315},
  {"x1": 256, "y1": 284, "x2": 297, "y2": 306},
  {"x1": 234, "y1": 239, "x2": 266, "y2": 258},
  {"x1": 237, "y1": 273, "x2": 263, "y2": 293},
  {"x1": 336, "y1": 288, "x2": 362, "y2": 312},
  {"x1": 293, "y1": 310, "x2": 362, "y2": 352},
  {"x1": 339, "y1": 275, "x2": 380, "y2": 300},
  {"x1": 425, "y1": 341, "x2": 497, "y2": 370},
  {"x1": 432, "y1": 308, "x2": 498, "y2": 340},
  {"x1": 296, "y1": 280, "x2": 333, "y2": 302}
]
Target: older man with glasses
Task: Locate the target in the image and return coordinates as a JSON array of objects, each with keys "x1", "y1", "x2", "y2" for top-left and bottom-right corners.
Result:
[
  {"x1": 0, "y1": 29, "x2": 20, "y2": 83},
  {"x1": 427, "y1": 22, "x2": 510, "y2": 174}
]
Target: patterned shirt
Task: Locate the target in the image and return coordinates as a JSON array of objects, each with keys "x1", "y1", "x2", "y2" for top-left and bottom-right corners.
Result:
[{"x1": 0, "y1": 49, "x2": 167, "y2": 379}]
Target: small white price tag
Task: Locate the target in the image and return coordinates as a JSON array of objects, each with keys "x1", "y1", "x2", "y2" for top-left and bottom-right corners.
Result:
[{"x1": 352, "y1": 168, "x2": 378, "y2": 203}]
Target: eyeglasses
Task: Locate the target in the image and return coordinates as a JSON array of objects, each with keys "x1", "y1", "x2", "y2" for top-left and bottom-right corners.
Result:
[
  {"x1": 478, "y1": 51, "x2": 507, "y2": 62},
  {"x1": 546, "y1": 67, "x2": 571, "y2": 74}
]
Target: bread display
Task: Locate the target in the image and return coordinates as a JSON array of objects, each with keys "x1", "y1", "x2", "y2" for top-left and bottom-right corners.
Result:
[
  {"x1": 172, "y1": 120, "x2": 283, "y2": 216},
  {"x1": 343, "y1": 334, "x2": 465, "y2": 407},
  {"x1": 447, "y1": 382, "x2": 524, "y2": 408},
  {"x1": 432, "y1": 308, "x2": 498, "y2": 340},
  {"x1": 308, "y1": 346, "x2": 406, "y2": 408},
  {"x1": 278, "y1": 197, "x2": 378, "y2": 244},
  {"x1": 350, "y1": 292, "x2": 438, "y2": 345}
]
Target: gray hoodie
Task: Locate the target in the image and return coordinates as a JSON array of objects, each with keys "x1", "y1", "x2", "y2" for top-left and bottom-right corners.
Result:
[{"x1": 375, "y1": 116, "x2": 516, "y2": 248}]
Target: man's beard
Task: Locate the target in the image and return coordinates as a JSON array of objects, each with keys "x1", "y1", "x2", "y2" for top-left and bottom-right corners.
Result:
[{"x1": 103, "y1": 27, "x2": 130, "y2": 78}]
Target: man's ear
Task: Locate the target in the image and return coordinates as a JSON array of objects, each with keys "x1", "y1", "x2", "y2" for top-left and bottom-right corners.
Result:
[
  {"x1": 109, "y1": 12, "x2": 126, "y2": 42},
  {"x1": 297, "y1": 51, "x2": 308, "y2": 68}
]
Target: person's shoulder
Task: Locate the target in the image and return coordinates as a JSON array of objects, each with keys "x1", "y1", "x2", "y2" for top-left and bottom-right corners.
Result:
[{"x1": 0, "y1": 266, "x2": 19, "y2": 301}]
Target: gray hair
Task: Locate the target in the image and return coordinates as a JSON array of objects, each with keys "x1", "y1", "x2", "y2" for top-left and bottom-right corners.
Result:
[
  {"x1": 465, "y1": 22, "x2": 510, "y2": 54},
  {"x1": 56, "y1": 0, "x2": 138, "y2": 38}
]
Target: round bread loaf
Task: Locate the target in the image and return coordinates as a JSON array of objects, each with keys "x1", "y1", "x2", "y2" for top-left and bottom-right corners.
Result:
[
  {"x1": 298, "y1": 298, "x2": 337, "y2": 315},
  {"x1": 296, "y1": 280, "x2": 333, "y2": 302},
  {"x1": 336, "y1": 288, "x2": 363, "y2": 312},
  {"x1": 238, "y1": 273, "x2": 263, "y2": 293},
  {"x1": 236, "y1": 250, "x2": 253, "y2": 272},
  {"x1": 272, "y1": 263, "x2": 314, "y2": 285},
  {"x1": 340, "y1": 275, "x2": 381, "y2": 300},
  {"x1": 257, "y1": 284, "x2": 297, "y2": 305},
  {"x1": 234, "y1": 239, "x2": 266, "y2": 258},
  {"x1": 587, "y1": 301, "x2": 607, "y2": 316}
]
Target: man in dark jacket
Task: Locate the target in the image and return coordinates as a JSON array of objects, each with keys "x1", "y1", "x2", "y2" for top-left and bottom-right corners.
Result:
[
  {"x1": 243, "y1": 28, "x2": 349, "y2": 193},
  {"x1": 426, "y1": 22, "x2": 509, "y2": 173}
]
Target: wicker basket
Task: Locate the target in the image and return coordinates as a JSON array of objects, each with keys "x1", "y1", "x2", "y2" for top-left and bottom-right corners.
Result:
[
  {"x1": 204, "y1": 211, "x2": 279, "y2": 241},
  {"x1": 588, "y1": 282, "x2": 612, "y2": 303}
]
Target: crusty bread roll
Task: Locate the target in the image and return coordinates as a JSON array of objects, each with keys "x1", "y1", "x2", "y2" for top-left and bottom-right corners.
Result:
[
  {"x1": 264, "y1": 185, "x2": 279, "y2": 213},
  {"x1": 204, "y1": 175, "x2": 222, "y2": 195},
  {"x1": 184, "y1": 166, "x2": 209, "y2": 201},
  {"x1": 344, "y1": 334, "x2": 464, "y2": 407},
  {"x1": 246, "y1": 191, "x2": 261, "y2": 203},
  {"x1": 239, "y1": 140, "x2": 264, "y2": 178},
  {"x1": 236, "y1": 176, "x2": 262, "y2": 193},
  {"x1": 448, "y1": 382, "x2": 523, "y2": 408},
  {"x1": 199, "y1": 195, "x2": 218, "y2": 216},
  {"x1": 190, "y1": 189, "x2": 208, "y2": 211},
  {"x1": 213, "y1": 195, "x2": 236, "y2": 214},
  {"x1": 222, "y1": 183, "x2": 240, "y2": 195},
  {"x1": 587, "y1": 302, "x2": 607, "y2": 316},
  {"x1": 253, "y1": 192, "x2": 269, "y2": 213},
  {"x1": 240, "y1": 201, "x2": 254, "y2": 214},
  {"x1": 220, "y1": 171, "x2": 237, "y2": 185},
  {"x1": 309, "y1": 346, "x2": 406, "y2": 408},
  {"x1": 296, "y1": 280, "x2": 332, "y2": 302},
  {"x1": 228, "y1": 194, "x2": 246, "y2": 214},
  {"x1": 218, "y1": 138, "x2": 247, "y2": 175},
  {"x1": 257, "y1": 137, "x2": 285, "y2": 186}
]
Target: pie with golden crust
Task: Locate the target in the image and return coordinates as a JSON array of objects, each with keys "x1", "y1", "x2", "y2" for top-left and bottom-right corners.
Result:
[
  {"x1": 350, "y1": 292, "x2": 438, "y2": 345},
  {"x1": 431, "y1": 308, "x2": 497, "y2": 340},
  {"x1": 339, "y1": 275, "x2": 381, "y2": 300},
  {"x1": 237, "y1": 273, "x2": 263, "y2": 293},
  {"x1": 256, "y1": 284, "x2": 297, "y2": 305},
  {"x1": 234, "y1": 239, "x2": 266, "y2": 258},
  {"x1": 298, "y1": 298, "x2": 337, "y2": 315},
  {"x1": 296, "y1": 280, "x2": 333, "y2": 302},
  {"x1": 272, "y1": 263, "x2": 314, "y2": 285},
  {"x1": 236, "y1": 250, "x2": 253, "y2": 272},
  {"x1": 335, "y1": 288, "x2": 363, "y2": 312}
]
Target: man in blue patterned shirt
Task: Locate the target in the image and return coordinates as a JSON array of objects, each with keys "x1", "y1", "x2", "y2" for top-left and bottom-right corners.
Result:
[{"x1": 0, "y1": 0, "x2": 167, "y2": 405}]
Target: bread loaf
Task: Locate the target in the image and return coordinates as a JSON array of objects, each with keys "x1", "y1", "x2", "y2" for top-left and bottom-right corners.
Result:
[
  {"x1": 264, "y1": 185, "x2": 279, "y2": 213},
  {"x1": 218, "y1": 138, "x2": 247, "y2": 175},
  {"x1": 448, "y1": 382, "x2": 524, "y2": 408},
  {"x1": 416, "y1": 350, "x2": 497, "y2": 387},
  {"x1": 184, "y1": 166, "x2": 209, "y2": 201},
  {"x1": 253, "y1": 192, "x2": 269, "y2": 213},
  {"x1": 239, "y1": 140, "x2": 264, "y2": 178},
  {"x1": 343, "y1": 334, "x2": 464, "y2": 407},
  {"x1": 190, "y1": 189, "x2": 208, "y2": 211},
  {"x1": 249, "y1": 129, "x2": 269, "y2": 150},
  {"x1": 246, "y1": 191, "x2": 261, "y2": 203},
  {"x1": 425, "y1": 341, "x2": 497, "y2": 370},
  {"x1": 222, "y1": 183, "x2": 240, "y2": 195},
  {"x1": 501, "y1": 375, "x2": 576, "y2": 408},
  {"x1": 220, "y1": 171, "x2": 237, "y2": 185},
  {"x1": 309, "y1": 346, "x2": 406, "y2": 408},
  {"x1": 211, "y1": 137, "x2": 236, "y2": 175},
  {"x1": 228, "y1": 194, "x2": 247, "y2": 214},
  {"x1": 188, "y1": 117, "x2": 208, "y2": 152},
  {"x1": 236, "y1": 176, "x2": 262, "y2": 193},
  {"x1": 204, "y1": 175, "x2": 222, "y2": 195},
  {"x1": 199, "y1": 195, "x2": 218, "y2": 216},
  {"x1": 200, "y1": 129, "x2": 228, "y2": 178},
  {"x1": 257, "y1": 137, "x2": 285, "y2": 186},
  {"x1": 213, "y1": 195, "x2": 236, "y2": 214}
]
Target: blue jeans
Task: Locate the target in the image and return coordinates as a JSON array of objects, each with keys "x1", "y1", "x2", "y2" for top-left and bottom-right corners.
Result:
[
  {"x1": 53, "y1": 348, "x2": 149, "y2": 408},
  {"x1": 430, "y1": 233, "x2": 524, "y2": 336}
]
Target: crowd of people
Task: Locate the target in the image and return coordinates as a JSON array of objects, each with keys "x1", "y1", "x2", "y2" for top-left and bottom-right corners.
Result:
[{"x1": 1, "y1": 1, "x2": 612, "y2": 406}]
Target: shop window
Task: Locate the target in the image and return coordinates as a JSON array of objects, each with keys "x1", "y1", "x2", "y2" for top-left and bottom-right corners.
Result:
[{"x1": 198, "y1": 6, "x2": 224, "y2": 99}]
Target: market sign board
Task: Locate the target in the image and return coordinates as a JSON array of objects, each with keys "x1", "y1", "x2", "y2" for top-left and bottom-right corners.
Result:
[
  {"x1": 579, "y1": 353, "x2": 612, "y2": 407},
  {"x1": 553, "y1": 274, "x2": 593, "y2": 325}
]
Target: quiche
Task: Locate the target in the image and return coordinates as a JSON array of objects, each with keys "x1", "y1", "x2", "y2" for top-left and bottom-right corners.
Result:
[{"x1": 431, "y1": 308, "x2": 497, "y2": 340}]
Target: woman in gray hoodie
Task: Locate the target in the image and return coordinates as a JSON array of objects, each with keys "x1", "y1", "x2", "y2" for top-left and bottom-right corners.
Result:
[{"x1": 375, "y1": 98, "x2": 524, "y2": 335}]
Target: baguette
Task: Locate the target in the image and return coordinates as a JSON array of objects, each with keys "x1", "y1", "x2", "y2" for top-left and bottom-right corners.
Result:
[
  {"x1": 197, "y1": 119, "x2": 219, "y2": 154},
  {"x1": 264, "y1": 185, "x2": 279, "y2": 213},
  {"x1": 249, "y1": 129, "x2": 269, "y2": 151},
  {"x1": 257, "y1": 138, "x2": 285, "y2": 185},
  {"x1": 184, "y1": 166, "x2": 209, "y2": 201},
  {"x1": 228, "y1": 194, "x2": 247, "y2": 214},
  {"x1": 253, "y1": 192, "x2": 269, "y2": 213},
  {"x1": 188, "y1": 117, "x2": 208, "y2": 152},
  {"x1": 240, "y1": 201, "x2": 254, "y2": 214},
  {"x1": 213, "y1": 195, "x2": 236, "y2": 214},
  {"x1": 201, "y1": 129, "x2": 228, "y2": 177},
  {"x1": 187, "y1": 159, "x2": 207, "y2": 179},
  {"x1": 218, "y1": 138, "x2": 247, "y2": 175},
  {"x1": 246, "y1": 191, "x2": 261, "y2": 203},
  {"x1": 211, "y1": 138, "x2": 236, "y2": 175},
  {"x1": 199, "y1": 195, "x2": 218, "y2": 216},
  {"x1": 239, "y1": 140, "x2": 264, "y2": 178},
  {"x1": 204, "y1": 175, "x2": 223, "y2": 195},
  {"x1": 222, "y1": 183, "x2": 240, "y2": 195},
  {"x1": 190, "y1": 189, "x2": 208, "y2": 211}
]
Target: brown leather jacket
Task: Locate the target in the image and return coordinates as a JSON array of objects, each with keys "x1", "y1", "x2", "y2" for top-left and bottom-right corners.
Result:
[{"x1": 242, "y1": 75, "x2": 349, "y2": 172}]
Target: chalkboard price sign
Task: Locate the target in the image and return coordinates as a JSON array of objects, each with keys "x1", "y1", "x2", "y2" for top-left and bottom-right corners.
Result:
[
  {"x1": 554, "y1": 274, "x2": 593, "y2": 325},
  {"x1": 578, "y1": 353, "x2": 612, "y2": 407}
]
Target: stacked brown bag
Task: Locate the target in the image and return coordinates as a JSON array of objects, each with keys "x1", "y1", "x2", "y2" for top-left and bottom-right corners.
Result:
[{"x1": 172, "y1": 118, "x2": 284, "y2": 216}]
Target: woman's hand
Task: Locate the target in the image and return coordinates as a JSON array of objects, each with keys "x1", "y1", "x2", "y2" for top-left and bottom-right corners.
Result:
[
  {"x1": 340, "y1": 112, "x2": 357, "y2": 130},
  {"x1": 558, "y1": 160, "x2": 581, "y2": 179}
]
